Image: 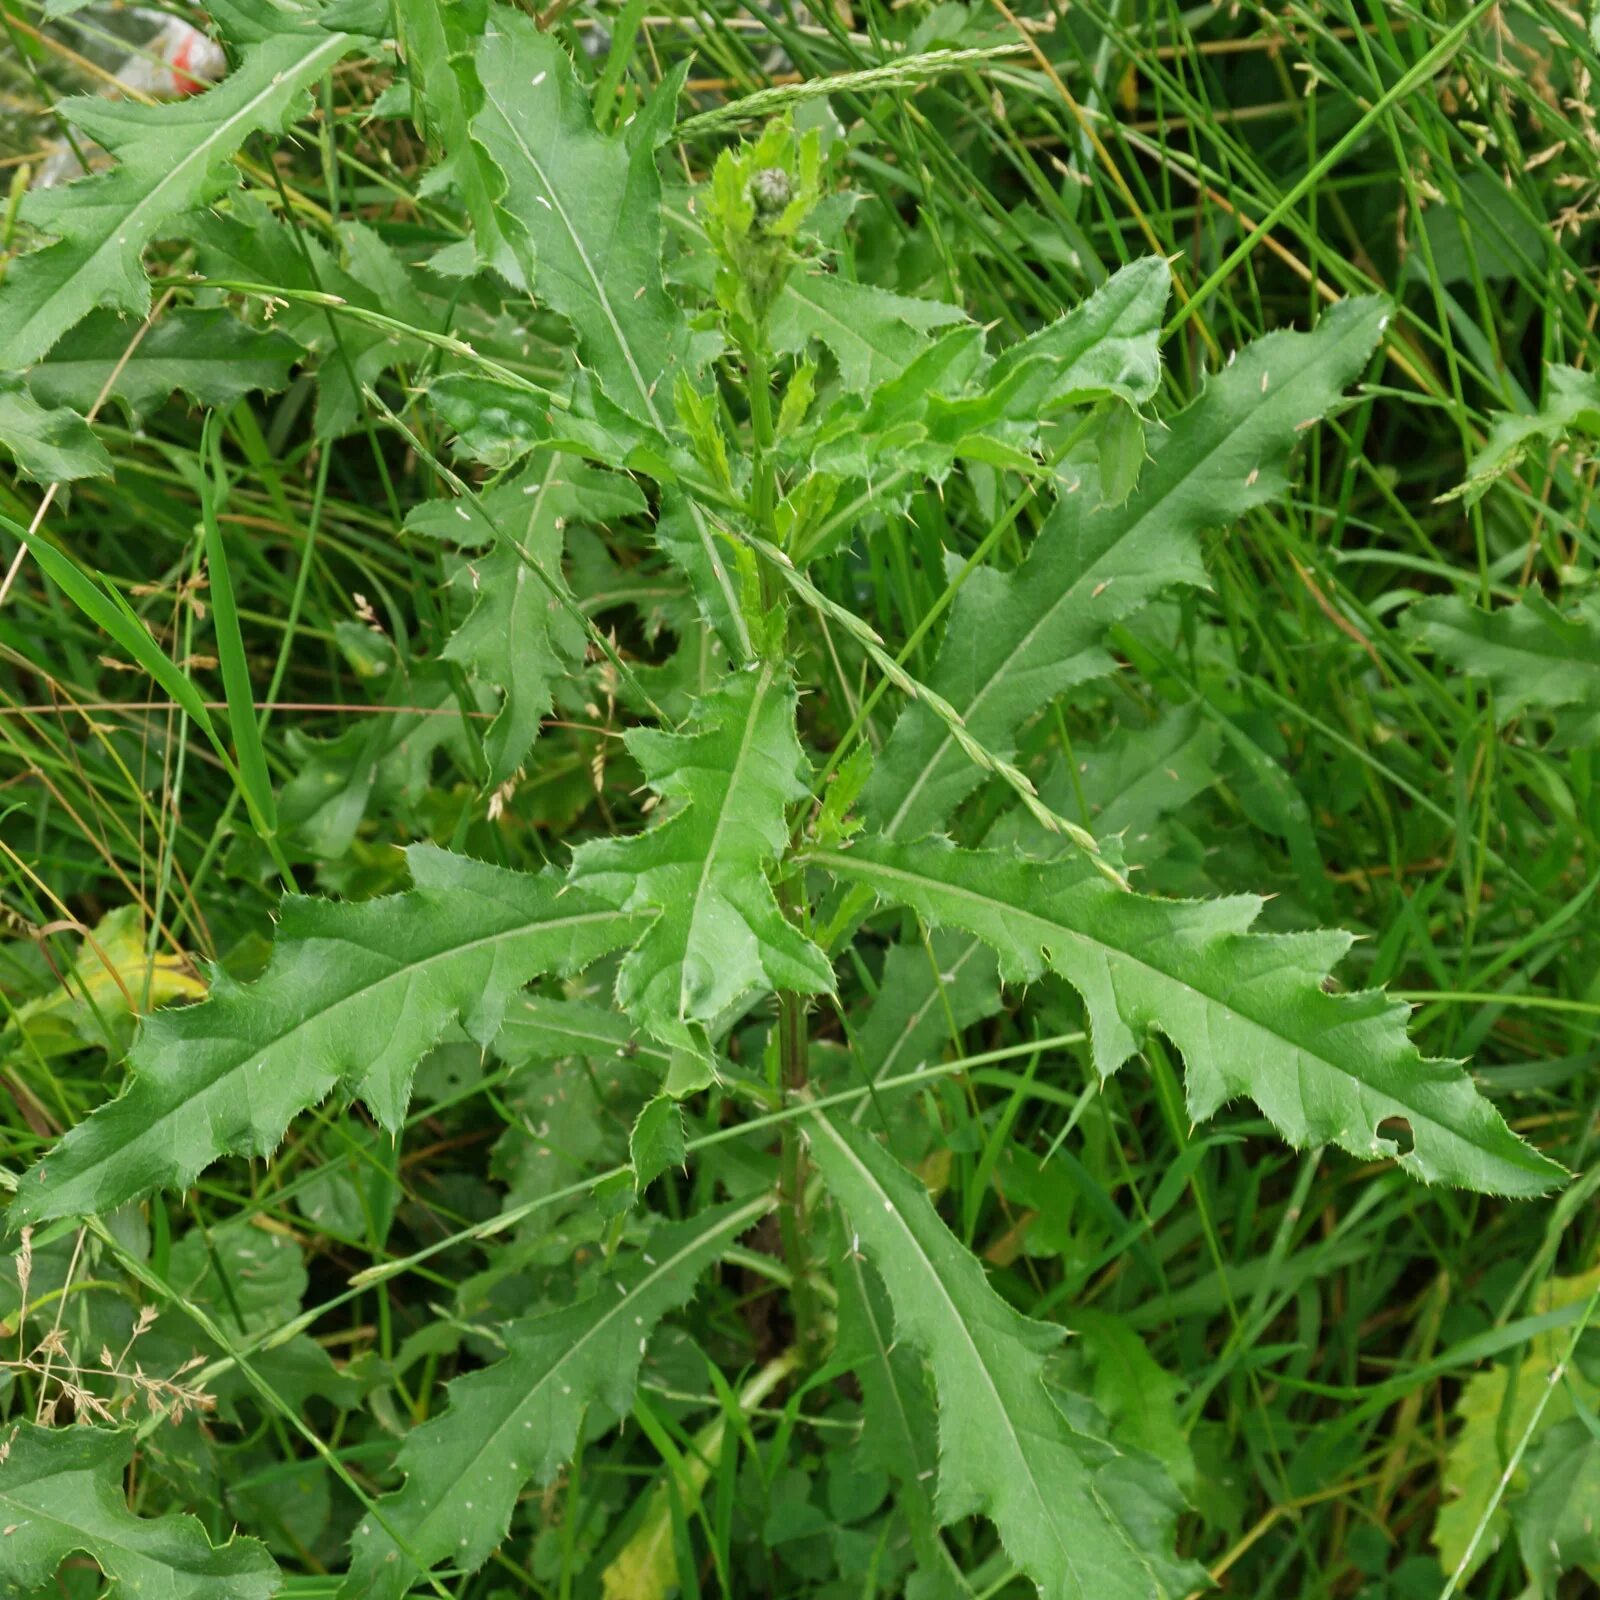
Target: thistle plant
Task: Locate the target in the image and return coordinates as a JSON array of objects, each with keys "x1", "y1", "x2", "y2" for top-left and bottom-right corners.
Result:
[{"x1": 0, "y1": 3, "x2": 1584, "y2": 1597}]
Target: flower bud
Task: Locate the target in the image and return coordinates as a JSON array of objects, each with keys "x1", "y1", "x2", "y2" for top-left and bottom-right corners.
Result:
[{"x1": 749, "y1": 167, "x2": 791, "y2": 216}]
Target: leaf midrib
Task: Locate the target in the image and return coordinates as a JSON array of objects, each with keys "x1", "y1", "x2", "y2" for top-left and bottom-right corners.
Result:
[
  {"x1": 399, "y1": 1194, "x2": 769, "y2": 1556},
  {"x1": 21, "y1": 32, "x2": 349, "y2": 361},
  {"x1": 882, "y1": 311, "x2": 1377, "y2": 838},
  {"x1": 679, "y1": 661, "x2": 776, "y2": 1023},
  {"x1": 815, "y1": 847, "x2": 1535, "y2": 1168},
  {"x1": 812, "y1": 1115, "x2": 1093, "y2": 1594}
]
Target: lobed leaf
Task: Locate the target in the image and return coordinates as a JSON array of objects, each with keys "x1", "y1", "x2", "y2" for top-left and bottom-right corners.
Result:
[
  {"x1": 769, "y1": 271, "x2": 970, "y2": 393},
  {"x1": 1445, "y1": 363, "x2": 1600, "y2": 503},
  {"x1": 571, "y1": 663, "x2": 834, "y2": 1059},
  {"x1": 26, "y1": 308, "x2": 301, "y2": 421},
  {"x1": 10, "y1": 847, "x2": 644, "y2": 1227},
  {"x1": 408, "y1": 456, "x2": 643, "y2": 783},
  {"x1": 797, "y1": 255, "x2": 1170, "y2": 486},
  {"x1": 863, "y1": 294, "x2": 1387, "y2": 840},
  {"x1": 1406, "y1": 591, "x2": 1600, "y2": 737},
  {"x1": 813, "y1": 837, "x2": 1566, "y2": 1196},
  {"x1": 810, "y1": 1111, "x2": 1206, "y2": 1600},
  {"x1": 0, "y1": 1423, "x2": 279, "y2": 1598},
  {"x1": 0, "y1": 27, "x2": 356, "y2": 370},
  {"x1": 339, "y1": 1196, "x2": 769, "y2": 1599},
  {"x1": 468, "y1": 14, "x2": 748, "y2": 653},
  {"x1": 0, "y1": 383, "x2": 110, "y2": 483}
]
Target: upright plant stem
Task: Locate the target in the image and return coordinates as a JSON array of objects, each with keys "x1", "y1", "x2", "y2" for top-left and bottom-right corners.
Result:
[{"x1": 743, "y1": 328, "x2": 822, "y2": 1357}]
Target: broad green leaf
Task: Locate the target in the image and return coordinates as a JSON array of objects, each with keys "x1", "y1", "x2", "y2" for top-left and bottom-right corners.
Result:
[
  {"x1": 570, "y1": 663, "x2": 833, "y2": 1058},
  {"x1": 488, "y1": 1038, "x2": 649, "y2": 1220},
  {"x1": 812, "y1": 837, "x2": 1566, "y2": 1196},
  {"x1": 769, "y1": 271, "x2": 970, "y2": 393},
  {"x1": 1517, "y1": 1417, "x2": 1600, "y2": 1592},
  {"x1": 0, "y1": 1422, "x2": 279, "y2": 1598},
  {"x1": 1070, "y1": 1312, "x2": 1195, "y2": 1496},
  {"x1": 468, "y1": 14, "x2": 747, "y2": 652},
  {"x1": 10, "y1": 847, "x2": 644, "y2": 1227},
  {"x1": 863, "y1": 294, "x2": 1387, "y2": 841},
  {"x1": 26, "y1": 309, "x2": 301, "y2": 420},
  {"x1": 277, "y1": 666, "x2": 484, "y2": 856},
  {"x1": 0, "y1": 28, "x2": 356, "y2": 369},
  {"x1": 1444, "y1": 364, "x2": 1600, "y2": 503},
  {"x1": 853, "y1": 705, "x2": 1219, "y2": 1101},
  {"x1": 1406, "y1": 592, "x2": 1600, "y2": 732},
  {"x1": 1434, "y1": 1266, "x2": 1600, "y2": 1580},
  {"x1": 810, "y1": 1111, "x2": 1205, "y2": 1600},
  {"x1": 0, "y1": 383, "x2": 110, "y2": 482},
  {"x1": 339, "y1": 1196, "x2": 768, "y2": 1600},
  {"x1": 408, "y1": 457, "x2": 643, "y2": 783},
  {"x1": 444, "y1": 531, "x2": 582, "y2": 787},
  {"x1": 1048, "y1": 702, "x2": 1221, "y2": 867}
]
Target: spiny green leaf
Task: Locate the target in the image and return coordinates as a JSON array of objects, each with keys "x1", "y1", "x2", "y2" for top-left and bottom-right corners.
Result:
[
  {"x1": 769, "y1": 271, "x2": 970, "y2": 393},
  {"x1": 408, "y1": 457, "x2": 643, "y2": 784},
  {"x1": 467, "y1": 13, "x2": 747, "y2": 653},
  {"x1": 339, "y1": 1196, "x2": 768, "y2": 1600},
  {"x1": 10, "y1": 847, "x2": 644, "y2": 1227},
  {"x1": 797, "y1": 256, "x2": 1169, "y2": 486},
  {"x1": 0, "y1": 383, "x2": 110, "y2": 482},
  {"x1": 0, "y1": 28, "x2": 356, "y2": 369},
  {"x1": 0, "y1": 1423, "x2": 279, "y2": 1598},
  {"x1": 863, "y1": 294, "x2": 1387, "y2": 841},
  {"x1": 810, "y1": 1111, "x2": 1206, "y2": 1600},
  {"x1": 812, "y1": 837, "x2": 1566, "y2": 1196},
  {"x1": 26, "y1": 309, "x2": 301, "y2": 420},
  {"x1": 1406, "y1": 591, "x2": 1600, "y2": 732},
  {"x1": 1444, "y1": 364, "x2": 1600, "y2": 503},
  {"x1": 854, "y1": 706, "x2": 1220, "y2": 1099},
  {"x1": 570, "y1": 663, "x2": 833, "y2": 1059},
  {"x1": 630, "y1": 1095, "x2": 686, "y2": 1189}
]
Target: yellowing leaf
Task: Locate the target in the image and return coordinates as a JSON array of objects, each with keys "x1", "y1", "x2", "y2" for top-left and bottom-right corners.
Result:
[{"x1": 9, "y1": 906, "x2": 204, "y2": 1058}]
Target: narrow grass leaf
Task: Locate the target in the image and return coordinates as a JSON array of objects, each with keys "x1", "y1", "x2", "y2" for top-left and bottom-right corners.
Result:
[{"x1": 201, "y1": 415, "x2": 281, "y2": 857}]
